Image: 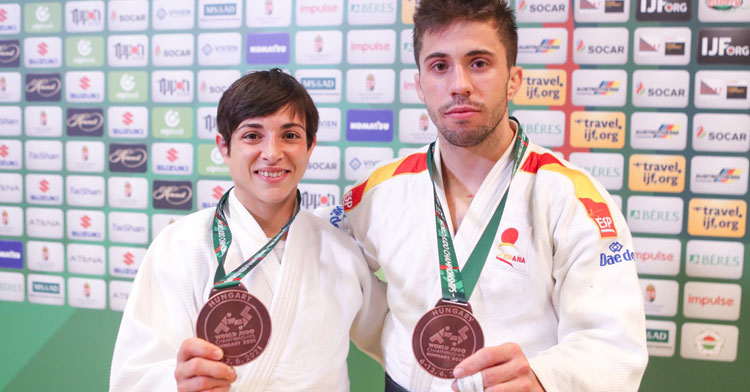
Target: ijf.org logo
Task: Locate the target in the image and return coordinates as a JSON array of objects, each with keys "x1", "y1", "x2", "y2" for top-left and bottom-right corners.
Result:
[
  {"x1": 637, "y1": 0, "x2": 690, "y2": 21},
  {"x1": 66, "y1": 108, "x2": 104, "y2": 137},
  {"x1": 699, "y1": 28, "x2": 750, "y2": 65},
  {"x1": 0, "y1": 40, "x2": 20, "y2": 67},
  {"x1": 153, "y1": 180, "x2": 193, "y2": 210},
  {"x1": 25, "y1": 73, "x2": 61, "y2": 101},
  {"x1": 109, "y1": 143, "x2": 148, "y2": 173}
]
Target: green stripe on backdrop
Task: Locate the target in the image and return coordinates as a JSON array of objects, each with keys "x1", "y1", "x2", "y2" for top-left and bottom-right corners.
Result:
[
  {"x1": 0, "y1": 303, "x2": 385, "y2": 392},
  {"x1": 0, "y1": 304, "x2": 120, "y2": 392}
]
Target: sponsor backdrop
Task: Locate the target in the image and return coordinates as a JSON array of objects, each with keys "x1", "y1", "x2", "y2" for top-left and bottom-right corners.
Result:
[{"x1": 0, "y1": 0, "x2": 748, "y2": 390}]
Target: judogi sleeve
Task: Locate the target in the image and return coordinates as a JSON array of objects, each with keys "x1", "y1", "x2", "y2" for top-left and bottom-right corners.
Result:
[
  {"x1": 110, "y1": 220, "x2": 210, "y2": 392},
  {"x1": 528, "y1": 174, "x2": 648, "y2": 392}
]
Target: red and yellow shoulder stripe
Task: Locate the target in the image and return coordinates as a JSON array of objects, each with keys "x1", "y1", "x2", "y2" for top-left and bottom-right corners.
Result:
[
  {"x1": 521, "y1": 151, "x2": 618, "y2": 238},
  {"x1": 343, "y1": 152, "x2": 427, "y2": 211}
]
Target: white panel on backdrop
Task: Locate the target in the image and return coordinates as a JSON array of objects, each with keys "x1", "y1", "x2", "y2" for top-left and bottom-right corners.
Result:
[
  {"x1": 572, "y1": 27, "x2": 629, "y2": 65},
  {"x1": 572, "y1": 69, "x2": 628, "y2": 107},
  {"x1": 26, "y1": 207, "x2": 63, "y2": 239},
  {"x1": 298, "y1": 183, "x2": 340, "y2": 211},
  {"x1": 152, "y1": 0, "x2": 195, "y2": 30},
  {"x1": 692, "y1": 113, "x2": 750, "y2": 153},
  {"x1": 108, "y1": 107, "x2": 148, "y2": 138},
  {"x1": 25, "y1": 173, "x2": 63, "y2": 205},
  {"x1": 317, "y1": 107, "x2": 342, "y2": 142},
  {"x1": 198, "y1": 0, "x2": 242, "y2": 29},
  {"x1": 515, "y1": 0, "x2": 569, "y2": 23},
  {"x1": 0, "y1": 173, "x2": 22, "y2": 203},
  {"x1": 345, "y1": 147, "x2": 393, "y2": 181},
  {"x1": 574, "y1": 0, "x2": 631, "y2": 22},
  {"x1": 109, "y1": 177, "x2": 149, "y2": 209},
  {"x1": 346, "y1": 69, "x2": 395, "y2": 104},
  {"x1": 25, "y1": 140, "x2": 62, "y2": 171},
  {"x1": 632, "y1": 70, "x2": 689, "y2": 108},
  {"x1": 296, "y1": 0, "x2": 343, "y2": 26},
  {"x1": 0, "y1": 72, "x2": 21, "y2": 102},
  {"x1": 247, "y1": 0, "x2": 292, "y2": 27},
  {"x1": 295, "y1": 69, "x2": 342, "y2": 103},
  {"x1": 630, "y1": 112, "x2": 688, "y2": 151},
  {"x1": 295, "y1": 30, "x2": 342, "y2": 65},
  {"x1": 65, "y1": 1, "x2": 105, "y2": 32},
  {"x1": 198, "y1": 33, "x2": 242, "y2": 65},
  {"x1": 517, "y1": 28, "x2": 568, "y2": 65},
  {"x1": 24, "y1": 37, "x2": 62, "y2": 68},
  {"x1": 347, "y1": 29, "x2": 396, "y2": 64},
  {"x1": 24, "y1": 106, "x2": 62, "y2": 137},
  {"x1": 66, "y1": 175, "x2": 105, "y2": 207},
  {"x1": 26, "y1": 241, "x2": 64, "y2": 273},
  {"x1": 512, "y1": 110, "x2": 565, "y2": 147},
  {"x1": 107, "y1": 35, "x2": 148, "y2": 67},
  {"x1": 694, "y1": 70, "x2": 750, "y2": 110},
  {"x1": 569, "y1": 152, "x2": 624, "y2": 191},
  {"x1": 65, "y1": 140, "x2": 105, "y2": 173},
  {"x1": 633, "y1": 27, "x2": 691, "y2": 65},
  {"x1": 0, "y1": 106, "x2": 21, "y2": 136},
  {"x1": 348, "y1": 0, "x2": 397, "y2": 25},
  {"x1": 67, "y1": 243, "x2": 106, "y2": 275},
  {"x1": 108, "y1": 1, "x2": 149, "y2": 31},
  {"x1": 0, "y1": 206, "x2": 24, "y2": 237},
  {"x1": 399, "y1": 109, "x2": 437, "y2": 145},
  {"x1": 152, "y1": 34, "x2": 194, "y2": 67},
  {"x1": 304, "y1": 146, "x2": 340, "y2": 180}
]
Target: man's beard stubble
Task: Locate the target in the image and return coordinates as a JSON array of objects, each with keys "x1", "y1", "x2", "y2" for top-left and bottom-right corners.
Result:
[{"x1": 427, "y1": 95, "x2": 506, "y2": 148}]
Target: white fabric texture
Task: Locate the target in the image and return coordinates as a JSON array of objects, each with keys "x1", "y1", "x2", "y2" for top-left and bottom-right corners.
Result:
[
  {"x1": 331, "y1": 123, "x2": 648, "y2": 392},
  {"x1": 110, "y1": 190, "x2": 386, "y2": 392}
]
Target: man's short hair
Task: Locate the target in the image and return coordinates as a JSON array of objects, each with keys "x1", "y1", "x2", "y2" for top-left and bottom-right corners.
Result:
[
  {"x1": 217, "y1": 68, "x2": 318, "y2": 153},
  {"x1": 413, "y1": 0, "x2": 518, "y2": 68}
]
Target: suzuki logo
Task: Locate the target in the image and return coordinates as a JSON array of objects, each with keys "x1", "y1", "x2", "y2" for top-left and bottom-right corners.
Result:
[
  {"x1": 0, "y1": 9, "x2": 7, "y2": 23},
  {"x1": 166, "y1": 148, "x2": 178, "y2": 162},
  {"x1": 80, "y1": 215, "x2": 92, "y2": 229},
  {"x1": 212, "y1": 185, "x2": 224, "y2": 200},
  {"x1": 79, "y1": 76, "x2": 90, "y2": 90},
  {"x1": 0, "y1": 144, "x2": 8, "y2": 157},
  {"x1": 122, "y1": 111, "x2": 133, "y2": 125},
  {"x1": 39, "y1": 179, "x2": 49, "y2": 193},
  {"x1": 38, "y1": 42, "x2": 48, "y2": 56},
  {"x1": 123, "y1": 252, "x2": 134, "y2": 265}
]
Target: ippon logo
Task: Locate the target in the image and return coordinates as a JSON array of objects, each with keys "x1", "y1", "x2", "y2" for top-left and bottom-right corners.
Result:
[
  {"x1": 158, "y1": 78, "x2": 190, "y2": 96},
  {"x1": 114, "y1": 43, "x2": 146, "y2": 60},
  {"x1": 71, "y1": 7, "x2": 102, "y2": 25},
  {"x1": 80, "y1": 215, "x2": 92, "y2": 229},
  {"x1": 166, "y1": 148, "x2": 178, "y2": 163}
]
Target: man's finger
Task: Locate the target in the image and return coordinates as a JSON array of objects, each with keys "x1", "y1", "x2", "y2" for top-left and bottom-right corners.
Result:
[
  {"x1": 178, "y1": 375, "x2": 233, "y2": 392},
  {"x1": 177, "y1": 338, "x2": 224, "y2": 362},
  {"x1": 453, "y1": 343, "x2": 521, "y2": 378},
  {"x1": 175, "y1": 357, "x2": 236, "y2": 382}
]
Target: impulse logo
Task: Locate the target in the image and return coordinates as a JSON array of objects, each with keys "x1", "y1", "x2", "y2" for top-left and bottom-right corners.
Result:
[{"x1": 0, "y1": 40, "x2": 20, "y2": 67}]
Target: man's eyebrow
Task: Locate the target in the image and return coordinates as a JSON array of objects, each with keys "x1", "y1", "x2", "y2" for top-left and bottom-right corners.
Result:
[
  {"x1": 423, "y1": 49, "x2": 496, "y2": 63},
  {"x1": 237, "y1": 123, "x2": 263, "y2": 129}
]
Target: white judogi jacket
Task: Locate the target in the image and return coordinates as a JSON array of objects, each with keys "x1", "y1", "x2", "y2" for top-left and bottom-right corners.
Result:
[
  {"x1": 110, "y1": 190, "x2": 386, "y2": 392},
  {"x1": 326, "y1": 122, "x2": 648, "y2": 392}
]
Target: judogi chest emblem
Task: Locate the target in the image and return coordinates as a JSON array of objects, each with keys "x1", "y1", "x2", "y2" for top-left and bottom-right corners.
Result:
[
  {"x1": 197, "y1": 284, "x2": 272, "y2": 366},
  {"x1": 494, "y1": 228, "x2": 529, "y2": 274}
]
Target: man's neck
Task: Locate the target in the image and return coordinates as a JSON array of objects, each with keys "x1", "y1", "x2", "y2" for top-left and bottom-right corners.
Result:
[{"x1": 440, "y1": 117, "x2": 517, "y2": 232}]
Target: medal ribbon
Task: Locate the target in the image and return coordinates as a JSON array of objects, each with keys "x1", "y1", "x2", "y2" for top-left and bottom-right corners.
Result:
[
  {"x1": 211, "y1": 187, "x2": 300, "y2": 290},
  {"x1": 427, "y1": 125, "x2": 528, "y2": 303}
]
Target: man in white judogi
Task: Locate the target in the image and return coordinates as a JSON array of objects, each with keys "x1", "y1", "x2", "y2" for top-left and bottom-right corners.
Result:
[{"x1": 325, "y1": 1, "x2": 649, "y2": 391}]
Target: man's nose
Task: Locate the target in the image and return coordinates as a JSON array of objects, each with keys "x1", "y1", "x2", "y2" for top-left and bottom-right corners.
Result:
[{"x1": 449, "y1": 65, "x2": 473, "y2": 97}]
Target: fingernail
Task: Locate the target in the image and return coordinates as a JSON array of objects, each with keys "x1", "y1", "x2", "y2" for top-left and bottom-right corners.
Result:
[
  {"x1": 214, "y1": 349, "x2": 222, "y2": 359},
  {"x1": 453, "y1": 367, "x2": 465, "y2": 378}
]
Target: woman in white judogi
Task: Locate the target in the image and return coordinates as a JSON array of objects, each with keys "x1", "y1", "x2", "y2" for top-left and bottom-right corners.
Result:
[{"x1": 110, "y1": 70, "x2": 386, "y2": 392}]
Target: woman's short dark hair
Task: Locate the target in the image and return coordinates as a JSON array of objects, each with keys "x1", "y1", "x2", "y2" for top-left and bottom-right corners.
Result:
[
  {"x1": 217, "y1": 68, "x2": 319, "y2": 153},
  {"x1": 413, "y1": 0, "x2": 518, "y2": 68}
]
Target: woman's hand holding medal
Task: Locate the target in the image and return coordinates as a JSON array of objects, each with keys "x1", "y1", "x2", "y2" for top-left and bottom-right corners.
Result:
[{"x1": 175, "y1": 337, "x2": 237, "y2": 392}]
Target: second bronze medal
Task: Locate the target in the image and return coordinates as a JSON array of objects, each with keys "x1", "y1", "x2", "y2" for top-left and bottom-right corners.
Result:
[{"x1": 412, "y1": 300, "x2": 484, "y2": 379}]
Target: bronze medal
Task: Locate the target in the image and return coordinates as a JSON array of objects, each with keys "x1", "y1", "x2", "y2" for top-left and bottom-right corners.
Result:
[
  {"x1": 412, "y1": 300, "x2": 484, "y2": 379},
  {"x1": 196, "y1": 284, "x2": 272, "y2": 366}
]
